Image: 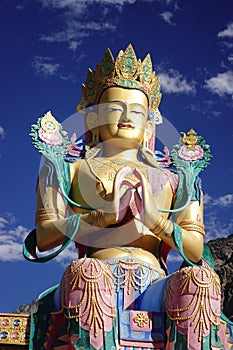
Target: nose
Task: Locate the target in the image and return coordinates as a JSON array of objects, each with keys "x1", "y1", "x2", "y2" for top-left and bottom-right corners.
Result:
[
  {"x1": 120, "y1": 105, "x2": 131, "y2": 122},
  {"x1": 120, "y1": 115, "x2": 131, "y2": 122}
]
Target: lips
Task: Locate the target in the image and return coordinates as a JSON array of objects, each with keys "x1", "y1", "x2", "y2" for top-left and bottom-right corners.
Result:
[{"x1": 117, "y1": 123, "x2": 135, "y2": 129}]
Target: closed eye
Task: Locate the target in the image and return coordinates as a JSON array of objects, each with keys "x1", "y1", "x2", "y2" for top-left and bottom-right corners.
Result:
[
  {"x1": 105, "y1": 107, "x2": 123, "y2": 112},
  {"x1": 131, "y1": 110, "x2": 145, "y2": 117}
]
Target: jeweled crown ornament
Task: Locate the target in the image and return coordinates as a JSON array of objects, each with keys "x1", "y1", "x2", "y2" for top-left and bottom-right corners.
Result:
[{"x1": 77, "y1": 44, "x2": 162, "y2": 124}]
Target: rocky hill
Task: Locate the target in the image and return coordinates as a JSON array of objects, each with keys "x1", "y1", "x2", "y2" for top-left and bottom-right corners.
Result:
[{"x1": 207, "y1": 234, "x2": 233, "y2": 321}]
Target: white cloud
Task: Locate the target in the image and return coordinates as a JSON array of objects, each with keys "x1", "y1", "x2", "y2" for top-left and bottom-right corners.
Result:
[
  {"x1": 0, "y1": 217, "x2": 8, "y2": 229},
  {"x1": 39, "y1": 0, "x2": 176, "y2": 13},
  {"x1": 0, "y1": 126, "x2": 6, "y2": 139},
  {"x1": 40, "y1": 31, "x2": 77, "y2": 44},
  {"x1": 40, "y1": 20, "x2": 116, "y2": 50},
  {"x1": 32, "y1": 56, "x2": 60, "y2": 76},
  {"x1": 40, "y1": 0, "x2": 86, "y2": 12},
  {"x1": 40, "y1": 0, "x2": 138, "y2": 13},
  {"x1": 16, "y1": 5, "x2": 24, "y2": 10},
  {"x1": 0, "y1": 243, "x2": 23, "y2": 262},
  {"x1": 159, "y1": 69, "x2": 196, "y2": 94},
  {"x1": 217, "y1": 22, "x2": 233, "y2": 39},
  {"x1": 216, "y1": 194, "x2": 233, "y2": 207},
  {"x1": 203, "y1": 193, "x2": 213, "y2": 207},
  {"x1": 0, "y1": 214, "x2": 78, "y2": 265},
  {"x1": 204, "y1": 71, "x2": 233, "y2": 98},
  {"x1": 167, "y1": 251, "x2": 182, "y2": 263},
  {"x1": 204, "y1": 193, "x2": 233, "y2": 208},
  {"x1": 39, "y1": 22, "x2": 88, "y2": 43},
  {"x1": 69, "y1": 40, "x2": 81, "y2": 51},
  {"x1": 55, "y1": 242, "x2": 78, "y2": 267},
  {"x1": 204, "y1": 215, "x2": 233, "y2": 241},
  {"x1": 38, "y1": 0, "x2": 174, "y2": 51},
  {"x1": 222, "y1": 41, "x2": 233, "y2": 49},
  {"x1": 0, "y1": 216, "x2": 29, "y2": 262},
  {"x1": 228, "y1": 54, "x2": 233, "y2": 63},
  {"x1": 203, "y1": 194, "x2": 233, "y2": 241},
  {"x1": 184, "y1": 100, "x2": 222, "y2": 119},
  {"x1": 160, "y1": 11, "x2": 175, "y2": 25}
]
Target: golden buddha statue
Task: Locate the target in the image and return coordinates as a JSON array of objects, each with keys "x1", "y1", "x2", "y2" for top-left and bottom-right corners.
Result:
[{"x1": 25, "y1": 44, "x2": 231, "y2": 350}]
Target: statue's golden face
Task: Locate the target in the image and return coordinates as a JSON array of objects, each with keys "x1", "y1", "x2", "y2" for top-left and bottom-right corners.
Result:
[{"x1": 97, "y1": 87, "x2": 149, "y2": 147}]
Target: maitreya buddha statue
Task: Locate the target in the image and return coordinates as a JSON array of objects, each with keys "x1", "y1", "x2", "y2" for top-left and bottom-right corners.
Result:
[{"x1": 24, "y1": 44, "x2": 232, "y2": 349}]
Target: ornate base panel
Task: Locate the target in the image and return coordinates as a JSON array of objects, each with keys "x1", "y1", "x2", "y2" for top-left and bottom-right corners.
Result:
[{"x1": 0, "y1": 313, "x2": 30, "y2": 347}]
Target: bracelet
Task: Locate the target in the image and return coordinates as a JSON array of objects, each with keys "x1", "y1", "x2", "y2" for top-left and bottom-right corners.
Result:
[
  {"x1": 179, "y1": 219, "x2": 204, "y2": 226},
  {"x1": 163, "y1": 220, "x2": 174, "y2": 238},
  {"x1": 150, "y1": 215, "x2": 165, "y2": 232},
  {"x1": 150, "y1": 216, "x2": 173, "y2": 237}
]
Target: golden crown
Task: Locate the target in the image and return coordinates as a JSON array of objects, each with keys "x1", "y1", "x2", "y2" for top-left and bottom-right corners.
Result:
[{"x1": 77, "y1": 44, "x2": 162, "y2": 116}]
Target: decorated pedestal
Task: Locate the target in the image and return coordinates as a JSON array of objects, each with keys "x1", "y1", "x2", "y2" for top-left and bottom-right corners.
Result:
[{"x1": 0, "y1": 313, "x2": 30, "y2": 349}]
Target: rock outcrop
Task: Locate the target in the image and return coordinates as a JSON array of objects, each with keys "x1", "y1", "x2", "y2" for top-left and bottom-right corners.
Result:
[
  {"x1": 207, "y1": 234, "x2": 233, "y2": 321},
  {"x1": 13, "y1": 298, "x2": 38, "y2": 314}
]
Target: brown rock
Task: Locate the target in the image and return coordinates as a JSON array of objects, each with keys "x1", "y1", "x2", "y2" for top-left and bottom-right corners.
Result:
[{"x1": 207, "y1": 234, "x2": 233, "y2": 321}]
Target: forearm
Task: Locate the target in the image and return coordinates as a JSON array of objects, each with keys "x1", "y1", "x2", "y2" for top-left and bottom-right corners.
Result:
[
  {"x1": 150, "y1": 216, "x2": 204, "y2": 263},
  {"x1": 36, "y1": 211, "x2": 107, "y2": 252},
  {"x1": 36, "y1": 218, "x2": 68, "y2": 251}
]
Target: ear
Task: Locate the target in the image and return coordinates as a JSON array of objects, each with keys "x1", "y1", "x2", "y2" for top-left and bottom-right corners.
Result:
[
  {"x1": 143, "y1": 121, "x2": 155, "y2": 148},
  {"x1": 86, "y1": 112, "x2": 98, "y2": 131}
]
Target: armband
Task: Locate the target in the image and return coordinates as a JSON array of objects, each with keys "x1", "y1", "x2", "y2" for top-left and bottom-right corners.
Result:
[
  {"x1": 179, "y1": 220, "x2": 205, "y2": 237},
  {"x1": 35, "y1": 208, "x2": 66, "y2": 224}
]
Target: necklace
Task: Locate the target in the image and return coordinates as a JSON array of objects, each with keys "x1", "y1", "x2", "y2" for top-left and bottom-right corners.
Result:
[
  {"x1": 110, "y1": 158, "x2": 137, "y2": 165},
  {"x1": 86, "y1": 157, "x2": 148, "y2": 189}
]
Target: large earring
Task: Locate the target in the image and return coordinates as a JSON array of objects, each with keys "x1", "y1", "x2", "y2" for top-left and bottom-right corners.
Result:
[
  {"x1": 85, "y1": 143, "x2": 102, "y2": 159},
  {"x1": 91, "y1": 127, "x2": 99, "y2": 143},
  {"x1": 142, "y1": 137, "x2": 149, "y2": 149},
  {"x1": 139, "y1": 121, "x2": 159, "y2": 168},
  {"x1": 85, "y1": 126, "x2": 101, "y2": 159}
]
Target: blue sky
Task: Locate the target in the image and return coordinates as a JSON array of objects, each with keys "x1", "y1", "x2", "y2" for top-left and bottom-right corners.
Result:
[{"x1": 0, "y1": 0, "x2": 233, "y2": 313}]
